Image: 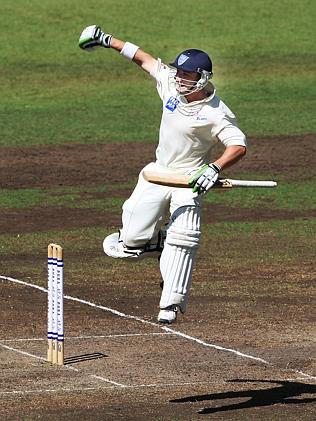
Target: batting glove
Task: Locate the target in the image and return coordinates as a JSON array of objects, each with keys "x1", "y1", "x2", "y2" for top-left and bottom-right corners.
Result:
[
  {"x1": 188, "y1": 163, "x2": 221, "y2": 194},
  {"x1": 79, "y1": 25, "x2": 113, "y2": 51}
]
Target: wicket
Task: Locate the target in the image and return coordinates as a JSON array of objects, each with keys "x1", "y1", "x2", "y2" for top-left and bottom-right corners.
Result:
[{"x1": 47, "y1": 243, "x2": 64, "y2": 365}]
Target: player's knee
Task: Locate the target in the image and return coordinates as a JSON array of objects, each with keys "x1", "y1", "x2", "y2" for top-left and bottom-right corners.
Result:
[
  {"x1": 166, "y1": 206, "x2": 201, "y2": 248},
  {"x1": 166, "y1": 226, "x2": 201, "y2": 248}
]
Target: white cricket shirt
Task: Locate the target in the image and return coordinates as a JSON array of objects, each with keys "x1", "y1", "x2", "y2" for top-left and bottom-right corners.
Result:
[{"x1": 150, "y1": 59, "x2": 247, "y2": 173}]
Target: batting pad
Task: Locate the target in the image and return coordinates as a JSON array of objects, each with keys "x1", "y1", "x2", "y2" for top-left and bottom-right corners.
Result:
[
  {"x1": 159, "y1": 244, "x2": 197, "y2": 313},
  {"x1": 159, "y1": 205, "x2": 201, "y2": 312}
]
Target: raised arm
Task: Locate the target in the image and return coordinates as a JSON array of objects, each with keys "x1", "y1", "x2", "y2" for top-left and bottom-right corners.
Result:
[{"x1": 78, "y1": 25, "x2": 157, "y2": 74}]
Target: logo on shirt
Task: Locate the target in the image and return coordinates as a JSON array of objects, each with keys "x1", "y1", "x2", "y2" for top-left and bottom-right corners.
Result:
[
  {"x1": 165, "y1": 96, "x2": 179, "y2": 112},
  {"x1": 195, "y1": 115, "x2": 207, "y2": 121}
]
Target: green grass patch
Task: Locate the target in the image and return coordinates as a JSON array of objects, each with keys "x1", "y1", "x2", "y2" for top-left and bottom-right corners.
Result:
[
  {"x1": 204, "y1": 217, "x2": 316, "y2": 237},
  {"x1": 0, "y1": 184, "x2": 130, "y2": 211},
  {"x1": 1, "y1": 218, "x2": 314, "y2": 259},
  {"x1": 201, "y1": 218, "x2": 316, "y2": 263},
  {"x1": 0, "y1": 219, "x2": 315, "y2": 284},
  {"x1": 1, "y1": 178, "x2": 314, "y2": 212},
  {"x1": 204, "y1": 179, "x2": 316, "y2": 211},
  {"x1": 0, "y1": 189, "x2": 43, "y2": 208},
  {"x1": 0, "y1": 0, "x2": 315, "y2": 147}
]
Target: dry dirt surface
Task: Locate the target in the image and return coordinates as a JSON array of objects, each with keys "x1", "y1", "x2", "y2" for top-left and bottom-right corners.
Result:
[
  {"x1": 0, "y1": 134, "x2": 316, "y2": 420},
  {"x1": 1, "y1": 134, "x2": 315, "y2": 190},
  {"x1": 0, "y1": 134, "x2": 315, "y2": 234}
]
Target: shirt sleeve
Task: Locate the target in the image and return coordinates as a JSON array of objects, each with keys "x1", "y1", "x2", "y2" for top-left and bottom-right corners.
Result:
[
  {"x1": 217, "y1": 123, "x2": 248, "y2": 148},
  {"x1": 149, "y1": 58, "x2": 170, "y2": 100},
  {"x1": 149, "y1": 58, "x2": 160, "y2": 79}
]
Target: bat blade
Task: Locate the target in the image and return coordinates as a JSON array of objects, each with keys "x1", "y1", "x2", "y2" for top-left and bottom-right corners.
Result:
[
  {"x1": 142, "y1": 171, "x2": 190, "y2": 187},
  {"x1": 142, "y1": 171, "x2": 277, "y2": 188}
]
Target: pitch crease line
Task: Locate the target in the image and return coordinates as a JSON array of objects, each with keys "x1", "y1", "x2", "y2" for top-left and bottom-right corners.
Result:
[
  {"x1": 0, "y1": 342, "x2": 47, "y2": 362},
  {"x1": 0, "y1": 342, "x2": 79, "y2": 372},
  {"x1": 0, "y1": 381, "x2": 222, "y2": 396},
  {"x1": 90, "y1": 375, "x2": 126, "y2": 387},
  {"x1": 0, "y1": 341, "x2": 129, "y2": 386},
  {"x1": 2, "y1": 275, "x2": 316, "y2": 382},
  {"x1": 0, "y1": 275, "x2": 271, "y2": 363}
]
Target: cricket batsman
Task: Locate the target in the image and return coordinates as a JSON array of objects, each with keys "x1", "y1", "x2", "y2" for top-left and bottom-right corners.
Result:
[{"x1": 79, "y1": 25, "x2": 247, "y2": 324}]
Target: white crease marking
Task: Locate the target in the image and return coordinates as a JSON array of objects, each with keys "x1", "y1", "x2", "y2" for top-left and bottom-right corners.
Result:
[
  {"x1": 0, "y1": 342, "x2": 47, "y2": 362},
  {"x1": 0, "y1": 381, "x2": 220, "y2": 396},
  {"x1": 90, "y1": 375, "x2": 126, "y2": 387},
  {"x1": 1, "y1": 275, "x2": 316, "y2": 382}
]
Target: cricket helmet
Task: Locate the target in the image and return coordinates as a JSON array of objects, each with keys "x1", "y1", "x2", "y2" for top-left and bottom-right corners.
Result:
[{"x1": 169, "y1": 49, "x2": 213, "y2": 95}]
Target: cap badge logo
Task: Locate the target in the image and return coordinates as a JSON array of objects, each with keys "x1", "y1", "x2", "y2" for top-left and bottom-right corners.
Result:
[{"x1": 178, "y1": 54, "x2": 189, "y2": 66}]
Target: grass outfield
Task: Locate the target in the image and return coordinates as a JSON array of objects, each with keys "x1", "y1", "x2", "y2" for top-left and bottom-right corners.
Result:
[
  {"x1": 0, "y1": 0, "x2": 315, "y2": 146},
  {"x1": 0, "y1": 2, "x2": 315, "y2": 292},
  {"x1": 0, "y1": 180, "x2": 315, "y2": 211},
  {"x1": 1, "y1": 218, "x2": 315, "y2": 278},
  {"x1": 0, "y1": 1, "x2": 315, "y2": 263},
  {"x1": 1, "y1": 4, "x2": 316, "y2": 417}
]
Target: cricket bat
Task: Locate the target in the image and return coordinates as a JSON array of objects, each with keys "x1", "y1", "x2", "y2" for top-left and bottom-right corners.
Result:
[{"x1": 143, "y1": 171, "x2": 277, "y2": 188}]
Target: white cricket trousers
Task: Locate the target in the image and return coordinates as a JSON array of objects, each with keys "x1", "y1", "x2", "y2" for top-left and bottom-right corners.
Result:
[{"x1": 120, "y1": 162, "x2": 203, "y2": 312}]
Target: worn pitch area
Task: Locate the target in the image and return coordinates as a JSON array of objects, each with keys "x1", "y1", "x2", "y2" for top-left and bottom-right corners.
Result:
[{"x1": 0, "y1": 135, "x2": 315, "y2": 420}]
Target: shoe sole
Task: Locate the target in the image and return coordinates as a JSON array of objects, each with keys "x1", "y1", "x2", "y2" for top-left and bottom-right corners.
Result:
[{"x1": 158, "y1": 318, "x2": 174, "y2": 324}]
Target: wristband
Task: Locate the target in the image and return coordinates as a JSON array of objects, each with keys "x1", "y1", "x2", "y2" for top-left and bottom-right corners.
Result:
[
  {"x1": 210, "y1": 162, "x2": 221, "y2": 172},
  {"x1": 120, "y1": 42, "x2": 139, "y2": 60}
]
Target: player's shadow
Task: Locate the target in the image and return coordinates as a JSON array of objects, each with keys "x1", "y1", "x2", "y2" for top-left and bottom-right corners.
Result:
[
  {"x1": 64, "y1": 352, "x2": 108, "y2": 364},
  {"x1": 170, "y1": 379, "x2": 316, "y2": 415}
]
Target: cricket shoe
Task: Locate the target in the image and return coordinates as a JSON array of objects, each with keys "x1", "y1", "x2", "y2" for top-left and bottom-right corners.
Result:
[{"x1": 157, "y1": 305, "x2": 179, "y2": 324}]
